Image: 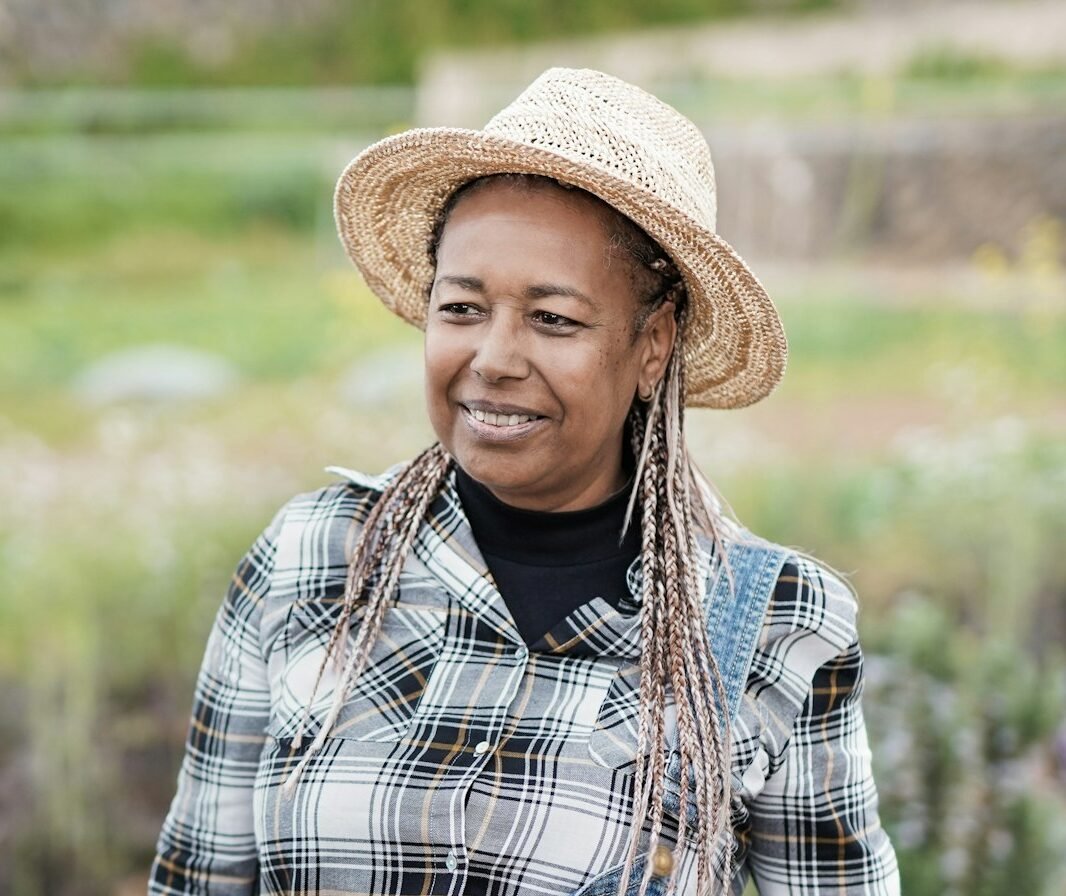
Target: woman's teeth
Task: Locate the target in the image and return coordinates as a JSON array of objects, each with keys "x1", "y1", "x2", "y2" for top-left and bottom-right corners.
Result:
[{"x1": 469, "y1": 408, "x2": 537, "y2": 427}]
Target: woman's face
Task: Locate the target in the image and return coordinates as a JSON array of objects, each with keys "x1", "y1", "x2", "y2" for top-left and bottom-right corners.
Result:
[{"x1": 424, "y1": 180, "x2": 676, "y2": 511}]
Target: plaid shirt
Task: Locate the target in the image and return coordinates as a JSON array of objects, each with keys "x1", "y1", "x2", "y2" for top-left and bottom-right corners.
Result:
[{"x1": 150, "y1": 466, "x2": 899, "y2": 896}]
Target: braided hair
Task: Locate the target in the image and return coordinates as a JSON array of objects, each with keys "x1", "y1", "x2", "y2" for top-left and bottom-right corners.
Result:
[{"x1": 284, "y1": 174, "x2": 735, "y2": 896}]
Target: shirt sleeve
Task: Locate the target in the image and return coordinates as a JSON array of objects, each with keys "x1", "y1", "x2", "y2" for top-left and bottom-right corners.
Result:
[
  {"x1": 744, "y1": 562, "x2": 900, "y2": 895},
  {"x1": 148, "y1": 506, "x2": 285, "y2": 895}
]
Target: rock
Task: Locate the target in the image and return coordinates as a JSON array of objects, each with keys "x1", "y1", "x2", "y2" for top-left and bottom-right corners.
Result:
[
  {"x1": 339, "y1": 345, "x2": 423, "y2": 408},
  {"x1": 73, "y1": 344, "x2": 239, "y2": 405}
]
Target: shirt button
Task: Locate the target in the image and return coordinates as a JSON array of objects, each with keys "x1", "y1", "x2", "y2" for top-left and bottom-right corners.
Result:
[
  {"x1": 473, "y1": 740, "x2": 491, "y2": 755},
  {"x1": 445, "y1": 850, "x2": 458, "y2": 871},
  {"x1": 513, "y1": 647, "x2": 527, "y2": 660},
  {"x1": 651, "y1": 845, "x2": 674, "y2": 877}
]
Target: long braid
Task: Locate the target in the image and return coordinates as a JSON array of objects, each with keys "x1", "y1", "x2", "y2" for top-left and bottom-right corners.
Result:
[
  {"x1": 669, "y1": 310, "x2": 732, "y2": 892},
  {"x1": 619, "y1": 401, "x2": 671, "y2": 896},
  {"x1": 670, "y1": 319, "x2": 734, "y2": 893},
  {"x1": 281, "y1": 443, "x2": 452, "y2": 794},
  {"x1": 620, "y1": 305, "x2": 735, "y2": 896}
]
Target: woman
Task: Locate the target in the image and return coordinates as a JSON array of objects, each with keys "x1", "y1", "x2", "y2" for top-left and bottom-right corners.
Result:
[{"x1": 150, "y1": 68, "x2": 899, "y2": 896}]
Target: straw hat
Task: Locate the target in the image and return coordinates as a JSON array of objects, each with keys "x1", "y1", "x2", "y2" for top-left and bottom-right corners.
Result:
[{"x1": 334, "y1": 67, "x2": 787, "y2": 409}]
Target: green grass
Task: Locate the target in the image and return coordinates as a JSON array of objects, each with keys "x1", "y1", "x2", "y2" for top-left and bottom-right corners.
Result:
[
  {"x1": 1, "y1": 234, "x2": 367, "y2": 389},
  {"x1": 0, "y1": 135, "x2": 341, "y2": 250},
  {"x1": 776, "y1": 298, "x2": 1066, "y2": 397},
  {"x1": 0, "y1": 86, "x2": 414, "y2": 137}
]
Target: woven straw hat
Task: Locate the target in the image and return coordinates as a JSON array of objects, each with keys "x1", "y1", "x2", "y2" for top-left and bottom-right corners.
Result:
[{"x1": 334, "y1": 67, "x2": 787, "y2": 409}]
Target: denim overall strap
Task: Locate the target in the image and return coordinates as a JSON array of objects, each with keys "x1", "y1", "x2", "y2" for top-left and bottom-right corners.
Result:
[
  {"x1": 659, "y1": 533, "x2": 791, "y2": 831},
  {"x1": 704, "y1": 534, "x2": 792, "y2": 723}
]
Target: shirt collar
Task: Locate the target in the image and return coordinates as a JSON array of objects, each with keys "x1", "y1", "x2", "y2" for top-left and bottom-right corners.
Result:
[
  {"x1": 327, "y1": 463, "x2": 521, "y2": 643},
  {"x1": 325, "y1": 463, "x2": 716, "y2": 659}
]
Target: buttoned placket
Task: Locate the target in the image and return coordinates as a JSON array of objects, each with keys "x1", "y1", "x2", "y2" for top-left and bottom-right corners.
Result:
[
  {"x1": 413, "y1": 511, "x2": 536, "y2": 892},
  {"x1": 354, "y1": 475, "x2": 649, "y2": 893},
  {"x1": 424, "y1": 636, "x2": 531, "y2": 892}
]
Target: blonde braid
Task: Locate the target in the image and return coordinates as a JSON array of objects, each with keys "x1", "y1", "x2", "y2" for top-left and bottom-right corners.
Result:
[
  {"x1": 669, "y1": 318, "x2": 734, "y2": 893},
  {"x1": 282, "y1": 443, "x2": 452, "y2": 794},
  {"x1": 619, "y1": 305, "x2": 735, "y2": 896},
  {"x1": 620, "y1": 404, "x2": 670, "y2": 896}
]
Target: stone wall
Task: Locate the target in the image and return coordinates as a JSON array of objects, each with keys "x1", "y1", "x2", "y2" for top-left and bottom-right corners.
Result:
[
  {"x1": 413, "y1": 0, "x2": 1066, "y2": 264},
  {"x1": 709, "y1": 114, "x2": 1066, "y2": 264},
  {"x1": 416, "y1": 0, "x2": 1066, "y2": 127}
]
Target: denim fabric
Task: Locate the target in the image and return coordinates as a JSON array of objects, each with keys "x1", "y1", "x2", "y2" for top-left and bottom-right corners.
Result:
[
  {"x1": 570, "y1": 852, "x2": 664, "y2": 896},
  {"x1": 663, "y1": 536, "x2": 789, "y2": 826}
]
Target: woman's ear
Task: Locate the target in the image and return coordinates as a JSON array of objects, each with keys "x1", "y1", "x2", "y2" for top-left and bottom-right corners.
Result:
[{"x1": 637, "y1": 301, "x2": 678, "y2": 397}]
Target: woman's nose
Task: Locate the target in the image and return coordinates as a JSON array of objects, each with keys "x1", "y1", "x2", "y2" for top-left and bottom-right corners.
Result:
[{"x1": 470, "y1": 312, "x2": 530, "y2": 383}]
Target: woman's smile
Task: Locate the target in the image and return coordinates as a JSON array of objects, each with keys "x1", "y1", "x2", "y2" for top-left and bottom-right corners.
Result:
[{"x1": 459, "y1": 401, "x2": 549, "y2": 441}]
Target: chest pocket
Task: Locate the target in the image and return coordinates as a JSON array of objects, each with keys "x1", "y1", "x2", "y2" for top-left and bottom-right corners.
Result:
[
  {"x1": 587, "y1": 666, "x2": 751, "y2": 863},
  {"x1": 587, "y1": 662, "x2": 702, "y2": 826},
  {"x1": 588, "y1": 660, "x2": 650, "y2": 772},
  {"x1": 267, "y1": 576, "x2": 448, "y2": 743}
]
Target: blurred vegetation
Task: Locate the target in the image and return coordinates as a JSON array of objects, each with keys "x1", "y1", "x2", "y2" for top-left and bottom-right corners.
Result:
[
  {"x1": 6, "y1": 58, "x2": 1066, "y2": 142},
  {"x1": 3, "y1": 44, "x2": 1066, "y2": 896},
  {"x1": 12, "y1": 0, "x2": 836, "y2": 88},
  {"x1": 865, "y1": 599, "x2": 1066, "y2": 896}
]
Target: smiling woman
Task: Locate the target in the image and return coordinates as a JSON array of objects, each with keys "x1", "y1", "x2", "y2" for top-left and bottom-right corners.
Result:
[{"x1": 149, "y1": 68, "x2": 900, "y2": 896}]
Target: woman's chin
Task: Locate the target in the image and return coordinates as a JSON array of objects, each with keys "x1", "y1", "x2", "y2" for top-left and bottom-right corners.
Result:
[{"x1": 456, "y1": 455, "x2": 542, "y2": 494}]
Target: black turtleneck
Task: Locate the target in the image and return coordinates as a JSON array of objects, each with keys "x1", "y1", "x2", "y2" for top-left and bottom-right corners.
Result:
[{"x1": 454, "y1": 465, "x2": 642, "y2": 647}]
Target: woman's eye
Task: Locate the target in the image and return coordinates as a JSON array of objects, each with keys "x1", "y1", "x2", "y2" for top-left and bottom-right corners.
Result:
[
  {"x1": 532, "y1": 310, "x2": 579, "y2": 330},
  {"x1": 439, "y1": 302, "x2": 480, "y2": 317}
]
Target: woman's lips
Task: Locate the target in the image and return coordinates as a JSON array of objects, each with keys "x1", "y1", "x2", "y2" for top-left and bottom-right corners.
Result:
[
  {"x1": 460, "y1": 404, "x2": 548, "y2": 442},
  {"x1": 466, "y1": 407, "x2": 538, "y2": 427}
]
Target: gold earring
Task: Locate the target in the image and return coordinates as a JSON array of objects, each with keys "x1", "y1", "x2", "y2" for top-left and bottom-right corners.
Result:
[{"x1": 639, "y1": 383, "x2": 654, "y2": 402}]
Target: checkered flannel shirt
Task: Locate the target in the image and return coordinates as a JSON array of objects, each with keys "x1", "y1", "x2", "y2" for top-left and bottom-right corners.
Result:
[{"x1": 149, "y1": 467, "x2": 899, "y2": 895}]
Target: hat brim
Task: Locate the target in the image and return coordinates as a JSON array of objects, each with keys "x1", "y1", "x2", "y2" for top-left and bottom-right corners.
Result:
[{"x1": 334, "y1": 128, "x2": 787, "y2": 409}]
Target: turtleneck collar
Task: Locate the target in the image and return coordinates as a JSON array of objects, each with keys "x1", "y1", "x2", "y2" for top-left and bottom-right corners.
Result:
[{"x1": 454, "y1": 465, "x2": 641, "y2": 568}]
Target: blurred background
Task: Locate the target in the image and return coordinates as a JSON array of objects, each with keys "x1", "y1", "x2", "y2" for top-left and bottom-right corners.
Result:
[{"x1": 1, "y1": 0, "x2": 1065, "y2": 893}]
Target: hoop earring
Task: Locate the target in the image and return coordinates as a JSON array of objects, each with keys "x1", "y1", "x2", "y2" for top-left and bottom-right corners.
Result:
[{"x1": 638, "y1": 383, "x2": 654, "y2": 402}]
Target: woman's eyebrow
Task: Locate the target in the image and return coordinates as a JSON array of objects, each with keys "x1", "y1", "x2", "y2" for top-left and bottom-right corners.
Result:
[
  {"x1": 436, "y1": 275, "x2": 484, "y2": 292},
  {"x1": 437, "y1": 276, "x2": 597, "y2": 309},
  {"x1": 524, "y1": 283, "x2": 597, "y2": 308}
]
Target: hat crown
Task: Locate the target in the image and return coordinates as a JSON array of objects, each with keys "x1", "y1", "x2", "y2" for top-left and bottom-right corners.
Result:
[{"x1": 483, "y1": 67, "x2": 718, "y2": 231}]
